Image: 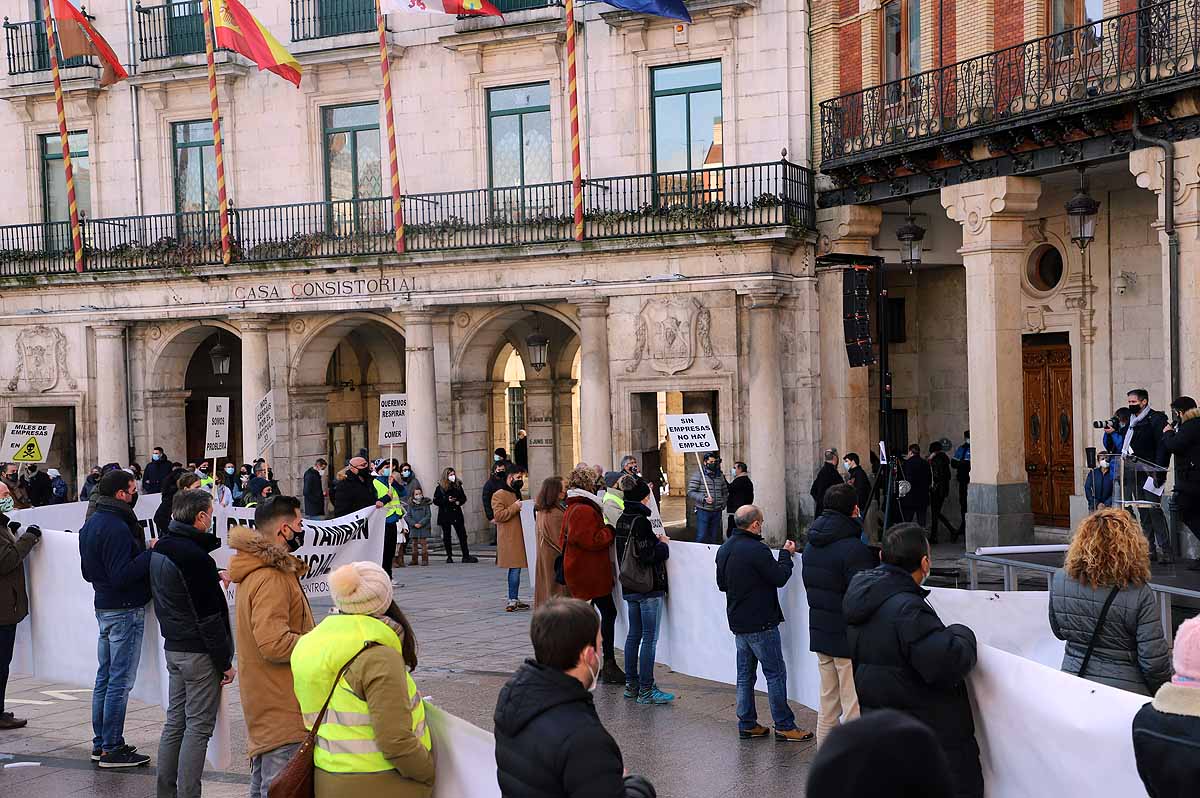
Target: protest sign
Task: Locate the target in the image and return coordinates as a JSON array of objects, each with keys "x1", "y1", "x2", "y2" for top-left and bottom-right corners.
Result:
[
  {"x1": 378, "y1": 393, "x2": 408, "y2": 446},
  {"x1": 1, "y1": 422, "x2": 55, "y2": 463},
  {"x1": 254, "y1": 390, "x2": 276, "y2": 459},
  {"x1": 204, "y1": 397, "x2": 230, "y2": 458},
  {"x1": 664, "y1": 413, "x2": 717, "y2": 452}
]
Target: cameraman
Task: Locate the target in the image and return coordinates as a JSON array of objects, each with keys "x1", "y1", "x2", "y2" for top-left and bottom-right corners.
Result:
[
  {"x1": 1102, "y1": 408, "x2": 1132, "y2": 454},
  {"x1": 1123, "y1": 389, "x2": 1172, "y2": 564},
  {"x1": 1162, "y1": 396, "x2": 1200, "y2": 570}
]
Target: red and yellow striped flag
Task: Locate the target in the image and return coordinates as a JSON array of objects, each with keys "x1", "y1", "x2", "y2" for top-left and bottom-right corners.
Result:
[{"x1": 212, "y1": 0, "x2": 301, "y2": 87}]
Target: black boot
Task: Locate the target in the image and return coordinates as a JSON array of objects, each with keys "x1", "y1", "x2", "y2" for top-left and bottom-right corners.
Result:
[{"x1": 600, "y1": 658, "x2": 626, "y2": 685}]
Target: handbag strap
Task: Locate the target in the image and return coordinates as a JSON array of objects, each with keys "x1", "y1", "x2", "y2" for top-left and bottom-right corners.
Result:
[
  {"x1": 309, "y1": 643, "x2": 375, "y2": 736},
  {"x1": 1077, "y1": 586, "x2": 1121, "y2": 680}
]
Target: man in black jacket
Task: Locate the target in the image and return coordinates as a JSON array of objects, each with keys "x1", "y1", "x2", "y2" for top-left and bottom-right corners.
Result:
[
  {"x1": 844, "y1": 453, "x2": 871, "y2": 519},
  {"x1": 802, "y1": 483, "x2": 876, "y2": 741},
  {"x1": 329, "y1": 457, "x2": 382, "y2": 517},
  {"x1": 898, "y1": 445, "x2": 932, "y2": 528},
  {"x1": 1124, "y1": 388, "x2": 1173, "y2": 563},
  {"x1": 844, "y1": 523, "x2": 982, "y2": 798},
  {"x1": 1163, "y1": 396, "x2": 1200, "y2": 570},
  {"x1": 725, "y1": 461, "x2": 754, "y2": 538},
  {"x1": 810, "y1": 449, "x2": 843, "y2": 518},
  {"x1": 928, "y1": 442, "x2": 954, "y2": 543},
  {"x1": 482, "y1": 459, "x2": 508, "y2": 542},
  {"x1": 150, "y1": 489, "x2": 234, "y2": 798},
  {"x1": 494, "y1": 598, "x2": 655, "y2": 798},
  {"x1": 142, "y1": 446, "x2": 173, "y2": 494},
  {"x1": 716, "y1": 505, "x2": 813, "y2": 742},
  {"x1": 302, "y1": 458, "x2": 327, "y2": 518}
]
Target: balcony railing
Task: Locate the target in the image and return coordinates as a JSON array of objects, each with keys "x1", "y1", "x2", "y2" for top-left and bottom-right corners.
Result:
[
  {"x1": 3, "y1": 17, "x2": 96, "y2": 75},
  {"x1": 820, "y1": 0, "x2": 1200, "y2": 165},
  {"x1": 136, "y1": 2, "x2": 208, "y2": 61},
  {"x1": 290, "y1": 0, "x2": 375, "y2": 42},
  {"x1": 0, "y1": 161, "x2": 814, "y2": 277}
]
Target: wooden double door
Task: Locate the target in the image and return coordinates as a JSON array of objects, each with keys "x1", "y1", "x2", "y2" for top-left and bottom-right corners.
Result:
[{"x1": 1023, "y1": 338, "x2": 1074, "y2": 527}]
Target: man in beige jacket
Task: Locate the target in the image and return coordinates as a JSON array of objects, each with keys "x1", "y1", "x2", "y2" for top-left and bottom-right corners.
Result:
[{"x1": 228, "y1": 495, "x2": 315, "y2": 798}]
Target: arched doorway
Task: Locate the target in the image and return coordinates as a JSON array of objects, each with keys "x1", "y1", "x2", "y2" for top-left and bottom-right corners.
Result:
[{"x1": 184, "y1": 331, "x2": 243, "y2": 465}]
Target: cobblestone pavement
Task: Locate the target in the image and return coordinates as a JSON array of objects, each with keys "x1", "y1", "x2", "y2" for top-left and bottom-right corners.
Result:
[{"x1": 0, "y1": 558, "x2": 820, "y2": 797}]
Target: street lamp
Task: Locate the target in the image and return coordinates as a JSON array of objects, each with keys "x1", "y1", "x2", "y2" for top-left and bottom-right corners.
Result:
[
  {"x1": 1065, "y1": 168, "x2": 1100, "y2": 252},
  {"x1": 896, "y1": 202, "x2": 926, "y2": 273},
  {"x1": 526, "y1": 328, "x2": 549, "y2": 373},
  {"x1": 209, "y1": 334, "x2": 231, "y2": 381}
]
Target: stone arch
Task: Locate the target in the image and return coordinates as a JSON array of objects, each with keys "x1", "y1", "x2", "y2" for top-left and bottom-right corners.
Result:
[
  {"x1": 289, "y1": 312, "x2": 407, "y2": 388},
  {"x1": 147, "y1": 320, "x2": 242, "y2": 393},
  {"x1": 453, "y1": 304, "x2": 580, "y2": 385}
]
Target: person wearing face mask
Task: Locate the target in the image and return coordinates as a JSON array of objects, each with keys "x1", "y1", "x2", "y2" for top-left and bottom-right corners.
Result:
[
  {"x1": 435, "y1": 467, "x2": 475, "y2": 564},
  {"x1": 302, "y1": 458, "x2": 328, "y2": 519},
  {"x1": 493, "y1": 598, "x2": 657, "y2": 798},
  {"x1": 687, "y1": 452, "x2": 730, "y2": 545},
  {"x1": 331, "y1": 457, "x2": 385, "y2": 518},
  {"x1": 1122, "y1": 388, "x2": 1173, "y2": 564},
  {"x1": 1163, "y1": 396, "x2": 1200, "y2": 569},
  {"x1": 493, "y1": 463, "x2": 530, "y2": 612},
  {"x1": 1102, "y1": 407, "x2": 1132, "y2": 454},
  {"x1": 725, "y1": 461, "x2": 754, "y2": 539},
  {"x1": 482, "y1": 457, "x2": 509, "y2": 543},
  {"x1": 79, "y1": 469, "x2": 157, "y2": 768},
  {"x1": 80, "y1": 466, "x2": 103, "y2": 501},
  {"x1": 227, "y1": 495, "x2": 316, "y2": 798},
  {"x1": 213, "y1": 461, "x2": 236, "y2": 508},
  {"x1": 0, "y1": 482, "x2": 41, "y2": 730},
  {"x1": 844, "y1": 523, "x2": 982, "y2": 798},
  {"x1": 375, "y1": 460, "x2": 407, "y2": 576},
  {"x1": 1085, "y1": 456, "x2": 1116, "y2": 511},
  {"x1": 0, "y1": 464, "x2": 29, "y2": 511},
  {"x1": 143, "y1": 447, "x2": 173, "y2": 494},
  {"x1": 406, "y1": 488, "x2": 433, "y2": 567}
]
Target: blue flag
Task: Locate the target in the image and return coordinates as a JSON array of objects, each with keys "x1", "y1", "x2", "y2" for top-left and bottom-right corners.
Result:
[{"x1": 604, "y1": 0, "x2": 692, "y2": 22}]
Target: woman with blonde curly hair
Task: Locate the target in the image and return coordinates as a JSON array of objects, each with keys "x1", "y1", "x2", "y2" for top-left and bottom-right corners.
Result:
[{"x1": 1049, "y1": 507, "x2": 1171, "y2": 695}]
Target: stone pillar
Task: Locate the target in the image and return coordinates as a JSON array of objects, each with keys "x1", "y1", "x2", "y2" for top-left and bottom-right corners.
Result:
[
  {"x1": 523, "y1": 379, "x2": 556, "y2": 488},
  {"x1": 747, "y1": 291, "x2": 789, "y2": 546},
  {"x1": 941, "y1": 176, "x2": 1042, "y2": 548},
  {"x1": 405, "y1": 309, "x2": 440, "y2": 507},
  {"x1": 816, "y1": 204, "x2": 880, "y2": 462},
  {"x1": 93, "y1": 324, "x2": 130, "y2": 467},
  {"x1": 555, "y1": 378, "x2": 578, "y2": 475},
  {"x1": 235, "y1": 315, "x2": 272, "y2": 465},
  {"x1": 453, "y1": 380, "x2": 493, "y2": 538},
  {"x1": 577, "y1": 300, "x2": 613, "y2": 468}
]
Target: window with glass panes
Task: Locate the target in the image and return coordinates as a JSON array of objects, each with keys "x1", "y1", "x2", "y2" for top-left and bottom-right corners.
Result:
[
  {"x1": 40, "y1": 131, "x2": 91, "y2": 223},
  {"x1": 487, "y1": 83, "x2": 552, "y2": 188},
  {"x1": 651, "y1": 61, "x2": 722, "y2": 175},
  {"x1": 322, "y1": 102, "x2": 382, "y2": 203},
  {"x1": 173, "y1": 120, "x2": 218, "y2": 214},
  {"x1": 882, "y1": 0, "x2": 920, "y2": 84}
]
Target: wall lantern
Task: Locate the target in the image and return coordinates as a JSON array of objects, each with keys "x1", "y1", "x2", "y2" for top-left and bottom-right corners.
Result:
[
  {"x1": 526, "y1": 329, "x2": 549, "y2": 373},
  {"x1": 896, "y1": 201, "x2": 926, "y2": 273},
  {"x1": 209, "y1": 334, "x2": 231, "y2": 380},
  {"x1": 1065, "y1": 168, "x2": 1100, "y2": 252}
]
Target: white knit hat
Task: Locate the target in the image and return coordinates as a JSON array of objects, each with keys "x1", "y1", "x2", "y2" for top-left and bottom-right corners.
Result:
[{"x1": 329, "y1": 562, "x2": 393, "y2": 617}]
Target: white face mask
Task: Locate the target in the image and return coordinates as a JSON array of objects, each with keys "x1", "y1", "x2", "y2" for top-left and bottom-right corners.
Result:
[
  {"x1": 448, "y1": 474, "x2": 456, "y2": 483},
  {"x1": 585, "y1": 650, "x2": 600, "y2": 693}
]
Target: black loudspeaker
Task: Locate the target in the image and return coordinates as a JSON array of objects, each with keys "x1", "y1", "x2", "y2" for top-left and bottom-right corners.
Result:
[
  {"x1": 1085, "y1": 446, "x2": 1097, "y2": 470},
  {"x1": 843, "y1": 264, "x2": 876, "y2": 367}
]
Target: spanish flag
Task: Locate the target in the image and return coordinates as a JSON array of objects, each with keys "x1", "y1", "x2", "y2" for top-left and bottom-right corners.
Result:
[{"x1": 212, "y1": 0, "x2": 301, "y2": 87}]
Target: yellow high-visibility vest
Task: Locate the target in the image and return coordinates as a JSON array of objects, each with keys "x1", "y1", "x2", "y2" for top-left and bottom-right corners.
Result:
[
  {"x1": 291, "y1": 614, "x2": 430, "y2": 774},
  {"x1": 375, "y1": 477, "x2": 404, "y2": 521},
  {"x1": 603, "y1": 489, "x2": 625, "y2": 512}
]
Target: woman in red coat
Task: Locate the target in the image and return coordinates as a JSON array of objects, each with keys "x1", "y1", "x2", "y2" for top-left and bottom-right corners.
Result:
[{"x1": 560, "y1": 466, "x2": 625, "y2": 684}]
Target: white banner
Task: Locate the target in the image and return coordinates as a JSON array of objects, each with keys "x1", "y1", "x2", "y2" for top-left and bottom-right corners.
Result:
[
  {"x1": 204, "y1": 397, "x2": 230, "y2": 458},
  {"x1": 1, "y1": 422, "x2": 55, "y2": 463},
  {"x1": 254, "y1": 391, "x2": 276, "y2": 460}
]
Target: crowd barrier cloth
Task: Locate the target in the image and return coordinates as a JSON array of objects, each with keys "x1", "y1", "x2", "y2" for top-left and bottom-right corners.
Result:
[{"x1": 521, "y1": 502, "x2": 1150, "y2": 798}]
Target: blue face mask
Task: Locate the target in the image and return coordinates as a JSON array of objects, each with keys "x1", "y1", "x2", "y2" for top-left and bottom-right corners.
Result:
[
  {"x1": 382, "y1": 468, "x2": 392, "y2": 477},
  {"x1": 152, "y1": 453, "x2": 161, "y2": 461},
  {"x1": 225, "y1": 466, "x2": 235, "y2": 475}
]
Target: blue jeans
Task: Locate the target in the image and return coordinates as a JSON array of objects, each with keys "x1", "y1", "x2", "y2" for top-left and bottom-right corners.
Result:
[
  {"x1": 735, "y1": 626, "x2": 795, "y2": 732},
  {"x1": 695, "y1": 508, "x2": 722, "y2": 544},
  {"x1": 507, "y1": 568, "x2": 521, "y2": 601},
  {"x1": 92, "y1": 607, "x2": 146, "y2": 752},
  {"x1": 624, "y1": 595, "x2": 663, "y2": 691}
]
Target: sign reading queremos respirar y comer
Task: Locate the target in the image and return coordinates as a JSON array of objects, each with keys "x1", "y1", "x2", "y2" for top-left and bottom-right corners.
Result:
[{"x1": 232, "y1": 275, "x2": 417, "y2": 301}]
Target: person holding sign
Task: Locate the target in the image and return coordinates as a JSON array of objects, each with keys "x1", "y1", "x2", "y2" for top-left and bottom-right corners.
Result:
[{"x1": 687, "y1": 452, "x2": 729, "y2": 545}]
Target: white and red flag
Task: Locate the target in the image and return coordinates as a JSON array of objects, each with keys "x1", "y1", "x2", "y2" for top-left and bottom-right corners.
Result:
[
  {"x1": 51, "y1": 0, "x2": 128, "y2": 86},
  {"x1": 381, "y1": 0, "x2": 502, "y2": 17}
]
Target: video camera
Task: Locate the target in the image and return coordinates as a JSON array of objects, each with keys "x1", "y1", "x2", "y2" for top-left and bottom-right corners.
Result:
[{"x1": 1092, "y1": 416, "x2": 1120, "y2": 430}]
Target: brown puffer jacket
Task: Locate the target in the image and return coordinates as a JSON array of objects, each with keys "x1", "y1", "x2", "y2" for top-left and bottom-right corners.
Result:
[
  {"x1": 0, "y1": 514, "x2": 38, "y2": 626},
  {"x1": 228, "y1": 525, "x2": 315, "y2": 758}
]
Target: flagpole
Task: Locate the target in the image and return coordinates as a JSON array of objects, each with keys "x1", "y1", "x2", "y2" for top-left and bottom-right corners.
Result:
[
  {"x1": 42, "y1": 0, "x2": 84, "y2": 274},
  {"x1": 201, "y1": 0, "x2": 232, "y2": 266},
  {"x1": 376, "y1": 0, "x2": 404, "y2": 254},
  {"x1": 565, "y1": 0, "x2": 583, "y2": 242}
]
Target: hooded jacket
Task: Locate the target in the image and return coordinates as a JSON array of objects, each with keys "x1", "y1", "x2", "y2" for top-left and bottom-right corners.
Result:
[
  {"x1": 79, "y1": 496, "x2": 152, "y2": 610},
  {"x1": 228, "y1": 524, "x2": 315, "y2": 758},
  {"x1": 149, "y1": 519, "x2": 233, "y2": 673},
  {"x1": 0, "y1": 513, "x2": 39, "y2": 626},
  {"x1": 493, "y1": 660, "x2": 655, "y2": 798},
  {"x1": 844, "y1": 564, "x2": 982, "y2": 798},
  {"x1": 801, "y1": 510, "x2": 877, "y2": 658},
  {"x1": 1132, "y1": 682, "x2": 1200, "y2": 797},
  {"x1": 715, "y1": 528, "x2": 793, "y2": 635}
]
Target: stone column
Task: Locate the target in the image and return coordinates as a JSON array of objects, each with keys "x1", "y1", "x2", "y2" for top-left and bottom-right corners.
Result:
[
  {"x1": 93, "y1": 324, "x2": 130, "y2": 467},
  {"x1": 453, "y1": 380, "x2": 493, "y2": 539},
  {"x1": 816, "y1": 205, "x2": 880, "y2": 461},
  {"x1": 746, "y1": 292, "x2": 789, "y2": 545},
  {"x1": 405, "y1": 309, "x2": 440, "y2": 505},
  {"x1": 522, "y1": 379, "x2": 556, "y2": 487},
  {"x1": 577, "y1": 300, "x2": 613, "y2": 468},
  {"x1": 941, "y1": 176, "x2": 1042, "y2": 548},
  {"x1": 234, "y1": 315, "x2": 272, "y2": 465}
]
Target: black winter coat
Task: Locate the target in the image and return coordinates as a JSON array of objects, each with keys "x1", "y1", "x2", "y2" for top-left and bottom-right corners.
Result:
[
  {"x1": 482, "y1": 474, "x2": 507, "y2": 522},
  {"x1": 302, "y1": 467, "x2": 325, "y2": 517},
  {"x1": 79, "y1": 497, "x2": 152, "y2": 610},
  {"x1": 899, "y1": 455, "x2": 932, "y2": 516},
  {"x1": 1132, "y1": 683, "x2": 1200, "y2": 798},
  {"x1": 330, "y1": 472, "x2": 378, "y2": 517},
  {"x1": 801, "y1": 510, "x2": 876, "y2": 658},
  {"x1": 25, "y1": 470, "x2": 51, "y2": 507},
  {"x1": 150, "y1": 520, "x2": 233, "y2": 673},
  {"x1": 726, "y1": 474, "x2": 754, "y2": 515},
  {"x1": 494, "y1": 660, "x2": 656, "y2": 798},
  {"x1": 847, "y1": 466, "x2": 872, "y2": 514},
  {"x1": 809, "y1": 463, "x2": 843, "y2": 517},
  {"x1": 1128, "y1": 407, "x2": 1170, "y2": 470},
  {"x1": 433, "y1": 482, "x2": 467, "y2": 526},
  {"x1": 142, "y1": 457, "x2": 174, "y2": 494},
  {"x1": 844, "y1": 564, "x2": 983, "y2": 798},
  {"x1": 930, "y1": 452, "x2": 952, "y2": 498},
  {"x1": 1162, "y1": 408, "x2": 1200, "y2": 497},
  {"x1": 715, "y1": 529, "x2": 793, "y2": 635}
]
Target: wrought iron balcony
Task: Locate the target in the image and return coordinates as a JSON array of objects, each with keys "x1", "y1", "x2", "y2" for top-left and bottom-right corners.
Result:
[
  {"x1": 0, "y1": 161, "x2": 813, "y2": 277},
  {"x1": 3, "y1": 16, "x2": 96, "y2": 76},
  {"x1": 819, "y1": 0, "x2": 1200, "y2": 167},
  {"x1": 136, "y1": 1, "x2": 208, "y2": 61},
  {"x1": 290, "y1": 0, "x2": 376, "y2": 42}
]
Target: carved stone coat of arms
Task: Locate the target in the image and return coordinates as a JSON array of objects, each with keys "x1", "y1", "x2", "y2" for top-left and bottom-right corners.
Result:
[
  {"x1": 627, "y1": 297, "x2": 719, "y2": 375},
  {"x1": 6, "y1": 325, "x2": 76, "y2": 393}
]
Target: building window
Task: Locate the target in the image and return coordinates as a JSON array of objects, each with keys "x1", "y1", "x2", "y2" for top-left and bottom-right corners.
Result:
[
  {"x1": 323, "y1": 102, "x2": 382, "y2": 203},
  {"x1": 487, "y1": 83, "x2": 552, "y2": 188},
  {"x1": 886, "y1": 297, "x2": 907, "y2": 344},
  {"x1": 651, "y1": 60, "x2": 722, "y2": 174},
  {"x1": 1027, "y1": 244, "x2": 1066, "y2": 293},
  {"x1": 40, "y1": 131, "x2": 90, "y2": 223},
  {"x1": 172, "y1": 120, "x2": 217, "y2": 214},
  {"x1": 882, "y1": 0, "x2": 921, "y2": 85},
  {"x1": 507, "y1": 386, "x2": 526, "y2": 451},
  {"x1": 1050, "y1": 0, "x2": 1104, "y2": 33}
]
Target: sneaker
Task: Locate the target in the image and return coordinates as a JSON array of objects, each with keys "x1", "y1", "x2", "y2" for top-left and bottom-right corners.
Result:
[
  {"x1": 98, "y1": 749, "x2": 151, "y2": 768},
  {"x1": 514, "y1": 600, "x2": 530, "y2": 610},
  {"x1": 600, "y1": 659, "x2": 626, "y2": 685},
  {"x1": 0, "y1": 712, "x2": 28, "y2": 730},
  {"x1": 774, "y1": 727, "x2": 815, "y2": 742},
  {"x1": 624, "y1": 684, "x2": 639, "y2": 700},
  {"x1": 505, "y1": 601, "x2": 517, "y2": 612},
  {"x1": 636, "y1": 687, "x2": 675, "y2": 705},
  {"x1": 462, "y1": 556, "x2": 479, "y2": 563},
  {"x1": 92, "y1": 744, "x2": 137, "y2": 762},
  {"x1": 738, "y1": 724, "x2": 770, "y2": 740}
]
